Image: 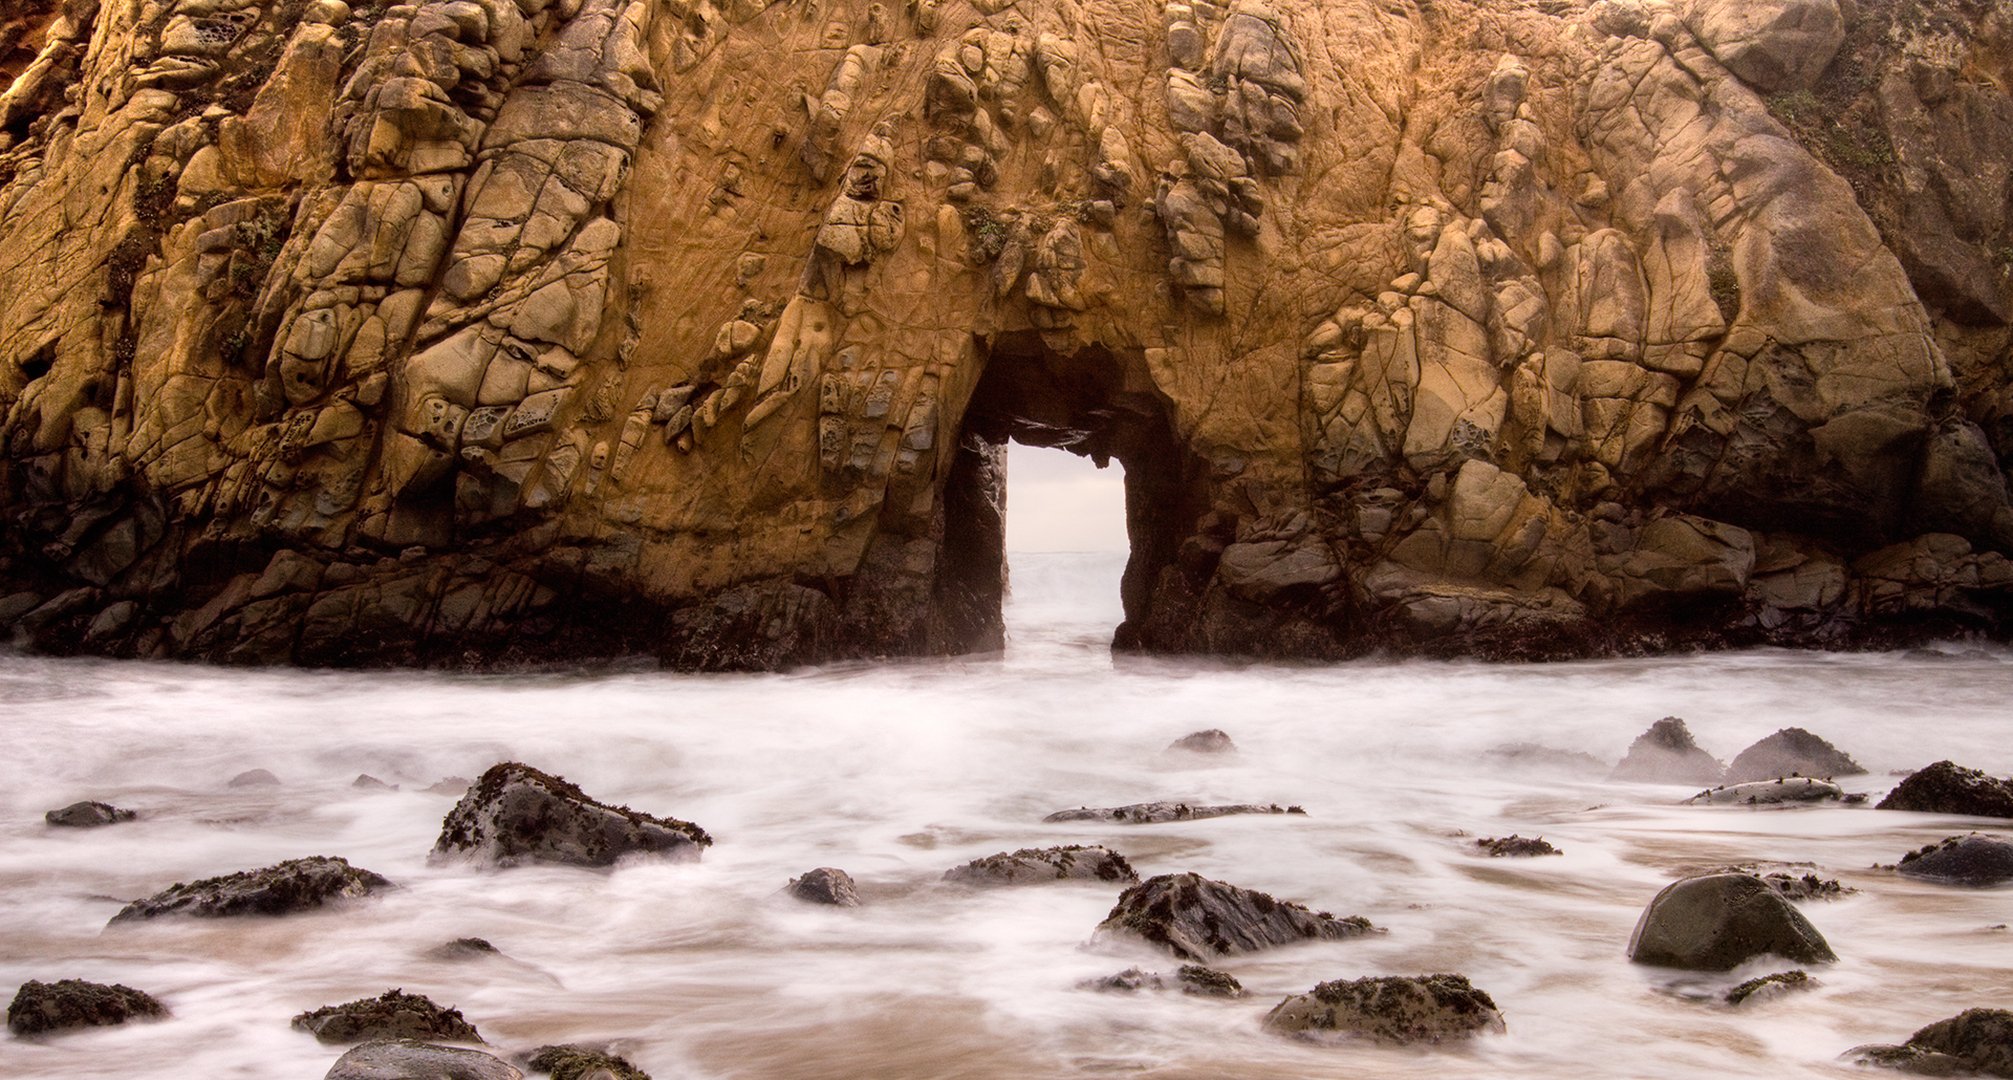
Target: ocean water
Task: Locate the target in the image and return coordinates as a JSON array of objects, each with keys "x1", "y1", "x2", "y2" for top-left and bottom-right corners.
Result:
[{"x1": 0, "y1": 551, "x2": 2009, "y2": 1078}]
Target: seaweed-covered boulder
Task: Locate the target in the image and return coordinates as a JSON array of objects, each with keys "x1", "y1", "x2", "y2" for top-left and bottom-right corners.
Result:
[
  {"x1": 1627, "y1": 873, "x2": 1837, "y2": 971},
  {"x1": 1610, "y1": 718, "x2": 1727, "y2": 785},
  {"x1": 44, "y1": 801, "x2": 136, "y2": 828},
  {"x1": 292, "y1": 989, "x2": 484, "y2": 1045},
  {"x1": 1897, "y1": 835, "x2": 2013, "y2": 887},
  {"x1": 325, "y1": 1039, "x2": 522, "y2": 1080},
  {"x1": 1849, "y1": 1009, "x2": 2013, "y2": 1078},
  {"x1": 1167, "y1": 730, "x2": 1237, "y2": 754},
  {"x1": 7, "y1": 979, "x2": 166, "y2": 1036},
  {"x1": 109, "y1": 856, "x2": 392, "y2": 923},
  {"x1": 1079, "y1": 965, "x2": 1245, "y2": 998},
  {"x1": 1262, "y1": 974, "x2": 1506, "y2": 1044},
  {"x1": 431, "y1": 763, "x2": 712, "y2": 869},
  {"x1": 786, "y1": 867, "x2": 862, "y2": 906},
  {"x1": 1877, "y1": 762, "x2": 2013, "y2": 819},
  {"x1": 1094, "y1": 873, "x2": 1378, "y2": 960},
  {"x1": 944, "y1": 846, "x2": 1137, "y2": 887},
  {"x1": 526, "y1": 1043, "x2": 652, "y2": 1079},
  {"x1": 1683, "y1": 778, "x2": 1844, "y2": 806},
  {"x1": 1043, "y1": 802, "x2": 1305, "y2": 824},
  {"x1": 1725, "y1": 728, "x2": 1865, "y2": 783},
  {"x1": 1725, "y1": 970, "x2": 1813, "y2": 1006},
  {"x1": 1475, "y1": 835, "x2": 1561, "y2": 857}
]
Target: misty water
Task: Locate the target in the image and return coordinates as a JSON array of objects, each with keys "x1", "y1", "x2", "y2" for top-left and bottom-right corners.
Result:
[{"x1": 3, "y1": 550, "x2": 2012, "y2": 1078}]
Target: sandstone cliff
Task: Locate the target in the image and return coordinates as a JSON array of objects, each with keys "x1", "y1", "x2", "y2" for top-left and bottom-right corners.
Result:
[{"x1": 1, "y1": 0, "x2": 2011, "y2": 667}]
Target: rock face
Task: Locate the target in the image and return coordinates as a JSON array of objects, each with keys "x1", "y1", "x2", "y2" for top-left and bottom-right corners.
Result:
[
  {"x1": 109, "y1": 855, "x2": 391, "y2": 923},
  {"x1": 1043, "y1": 801, "x2": 1304, "y2": 824},
  {"x1": 2, "y1": 0, "x2": 2013, "y2": 670},
  {"x1": 1683, "y1": 777, "x2": 1844, "y2": 806},
  {"x1": 1262, "y1": 974, "x2": 1506, "y2": 1044},
  {"x1": 1724, "y1": 728, "x2": 1865, "y2": 783},
  {"x1": 292, "y1": 989, "x2": 483, "y2": 1045},
  {"x1": 943, "y1": 845, "x2": 1136, "y2": 887},
  {"x1": 1627, "y1": 872, "x2": 1837, "y2": 971},
  {"x1": 324, "y1": 1040, "x2": 522, "y2": 1080},
  {"x1": 431, "y1": 762, "x2": 711, "y2": 868},
  {"x1": 1851, "y1": 1009, "x2": 2013, "y2": 1079},
  {"x1": 1896, "y1": 834, "x2": 2013, "y2": 887},
  {"x1": 526, "y1": 1044, "x2": 651, "y2": 1080},
  {"x1": 1610, "y1": 718, "x2": 1726, "y2": 785},
  {"x1": 44, "y1": 800, "x2": 135, "y2": 827},
  {"x1": 785, "y1": 867, "x2": 862, "y2": 906},
  {"x1": 1878, "y1": 761, "x2": 2013, "y2": 819},
  {"x1": 7, "y1": 979, "x2": 166, "y2": 1036},
  {"x1": 1094, "y1": 872, "x2": 1377, "y2": 960}
]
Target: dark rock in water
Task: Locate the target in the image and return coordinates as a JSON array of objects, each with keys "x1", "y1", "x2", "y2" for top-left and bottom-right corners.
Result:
[
  {"x1": 1877, "y1": 761, "x2": 2013, "y2": 819},
  {"x1": 944, "y1": 846, "x2": 1137, "y2": 887},
  {"x1": 1725, "y1": 727, "x2": 1866, "y2": 783},
  {"x1": 786, "y1": 867, "x2": 862, "y2": 906},
  {"x1": 293, "y1": 989, "x2": 483, "y2": 1045},
  {"x1": 425, "y1": 777, "x2": 473, "y2": 797},
  {"x1": 1627, "y1": 873, "x2": 1837, "y2": 971},
  {"x1": 427, "y1": 938, "x2": 502, "y2": 961},
  {"x1": 44, "y1": 801, "x2": 136, "y2": 828},
  {"x1": 1080, "y1": 965, "x2": 1246, "y2": 998},
  {"x1": 325, "y1": 1039, "x2": 522, "y2": 1080},
  {"x1": 1043, "y1": 801, "x2": 1306, "y2": 824},
  {"x1": 228, "y1": 768, "x2": 281, "y2": 788},
  {"x1": 1694, "y1": 864, "x2": 1852, "y2": 902},
  {"x1": 1262, "y1": 974, "x2": 1505, "y2": 1044},
  {"x1": 1684, "y1": 778, "x2": 1844, "y2": 806},
  {"x1": 431, "y1": 763, "x2": 711, "y2": 869},
  {"x1": 1726, "y1": 970, "x2": 1814, "y2": 1006},
  {"x1": 1094, "y1": 873, "x2": 1379, "y2": 960},
  {"x1": 353, "y1": 774, "x2": 398, "y2": 792},
  {"x1": 1167, "y1": 729, "x2": 1237, "y2": 754},
  {"x1": 7, "y1": 979, "x2": 166, "y2": 1036},
  {"x1": 110, "y1": 856, "x2": 392, "y2": 923},
  {"x1": 1609, "y1": 718, "x2": 1727, "y2": 785},
  {"x1": 1484, "y1": 743, "x2": 1609, "y2": 775},
  {"x1": 525, "y1": 1043, "x2": 652, "y2": 1080},
  {"x1": 1897, "y1": 834, "x2": 2013, "y2": 887},
  {"x1": 1849, "y1": 1009, "x2": 2013, "y2": 1078},
  {"x1": 1475, "y1": 835, "x2": 1561, "y2": 857}
]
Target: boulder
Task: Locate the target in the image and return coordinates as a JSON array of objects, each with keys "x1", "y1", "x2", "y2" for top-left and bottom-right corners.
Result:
[
  {"x1": 44, "y1": 801, "x2": 136, "y2": 828},
  {"x1": 228, "y1": 768, "x2": 282, "y2": 787},
  {"x1": 1262, "y1": 974, "x2": 1506, "y2": 1044},
  {"x1": 1683, "y1": 0, "x2": 1844, "y2": 94},
  {"x1": 109, "y1": 856, "x2": 392, "y2": 923},
  {"x1": 1683, "y1": 777, "x2": 1844, "y2": 806},
  {"x1": 1610, "y1": 718, "x2": 1727, "y2": 785},
  {"x1": 431, "y1": 763, "x2": 711, "y2": 868},
  {"x1": 1475, "y1": 835, "x2": 1560, "y2": 857},
  {"x1": 1693, "y1": 864, "x2": 1852, "y2": 901},
  {"x1": 1166, "y1": 729, "x2": 1237, "y2": 754},
  {"x1": 1043, "y1": 801, "x2": 1305, "y2": 824},
  {"x1": 426, "y1": 938, "x2": 502, "y2": 961},
  {"x1": 1094, "y1": 873, "x2": 1378, "y2": 960},
  {"x1": 1877, "y1": 761, "x2": 2013, "y2": 819},
  {"x1": 944, "y1": 846, "x2": 1137, "y2": 887},
  {"x1": 1724, "y1": 727, "x2": 1866, "y2": 783},
  {"x1": 1725, "y1": 970, "x2": 1813, "y2": 1006},
  {"x1": 1849, "y1": 1009, "x2": 2013, "y2": 1078},
  {"x1": 525, "y1": 1043, "x2": 652, "y2": 1079},
  {"x1": 7, "y1": 979, "x2": 167, "y2": 1036},
  {"x1": 325, "y1": 1039, "x2": 522, "y2": 1080},
  {"x1": 1080, "y1": 965, "x2": 1246, "y2": 998},
  {"x1": 786, "y1": 867, "x2": 862, "y2": 906},
  {"x1": 1896, "y1": 834, "x2": 2013, "y2": 887},
  {"x1": 1627, "y1": 873, "x2": 1837, "y2": 970},
  {"x1": 292, "y1": 989, "x2": 483, "y2": 1045}
]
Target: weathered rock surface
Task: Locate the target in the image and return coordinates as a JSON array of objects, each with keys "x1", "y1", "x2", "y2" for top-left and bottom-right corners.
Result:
[
  {"x1": 1166, "y1": 729, "x2": 1236, "y2": 754},
  {"x1": 1094, "y1": 872, "x2": 1377, "y2": 960},
  {"x1": 292, "y1": 989, "x2": 483, "y2": 1045},
  {"x1": 7, "y1": 978, "x2": 166, "y2": 1036},
  {"x1": 1043, "y1": 801, "x2": 1304, "y2": 824},
  {"x1": 1627, "y1": 872, "x2": 1837, "y2": 971},
  {"x1": 2, "y1": 0, "x2": 2012, "y2": 669},
  {"x1": 1725, "y1": 969, "x2": 1813, "y2": 1007},
  {"x1": 1896, "y1": 834, "x2": 2013, "y2": 887},
  {"x1": 1080, "y1": 965, "x2": 1245, "y2": 998},
  {"x1": 1262, "y1": 974, "x2": 1506, "y2": 1044},
  {"x1": 1693, "y1": 863, "x2": 1852, "y2": 902},
  {"x1": 325, "y1": 1039, "x2": 522, "y2": 1080},
  {"x1": 1683, "y1": 777, "x2": 1844, "y2": 806},
  {"x1": 1611, "y1": 718, "x2": 1726, "y2": 785},
  {"x1": 785, "y1": 867, "x2": 862, "y2": 906},
  {"x1": 431, "y1": 762, "x2": 710, "y2": 868},
  {"x1": 1850, "y1": 1009, "x2": 2013, "y2": 1079},
  {"x1": 944, "y1": 845, "x2": 1136, "y2": 887},
  {"x1": 109, "y1": 855, "x2": 391, "y2": 923},
  {"x1": 44, "y1": 800, "x2": 135, "y2": 827},
  {"x1": 1725, "y1": 727, "x2": 1866, "y2": 783},
  {"x1": 1475, "y1": 834, "x2": 1560, "y2": 857},
  {"x1": 1878, "y1": 761, "x2": 2013, "y2": 819},
  {"x1": 526, "y1": 1044, "x2": 651, "y2": 1080}
]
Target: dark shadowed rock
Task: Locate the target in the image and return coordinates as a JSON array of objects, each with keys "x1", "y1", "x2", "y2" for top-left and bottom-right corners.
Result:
[
  {"x1": 7, "y1": 979, "x2": 166, "y2": 1036},
  {"x1": 1080, "y1": 964, "x2": 1246, "y2": 998},
  {"x1": 431, "y1": 763, "x2": 711, "y2": 869},
  {"x1": 525, "y1": 1043, "x2": 652, "y2": 1080},
  {"x1": 1263, "y1": 974, "x2": 1505, "y2": 1044},
  {"x1": 944, "y1": 846, "x2": 1137, "y2": 886},
  {"x1": 292, "y1": 989, "x2": 483, "y2": 1045},
  {"x1": 109, "y1": 856, "x2": 392, "y2": 923},
  {"x1": 1484, "y1": 743, "x2": 1610, "y2": 775},
  {"x1": 1725, "y1": 727, "x2": 1866, "y2": 783},
  {"x1": 426, "y1": 938, "x2": 502, "y2": 961},
  {"x1": 227, "y1": 768, "x2": 281, "y2": 788},
  {"x1": 1043, "y1": 801, "x2": 1306, "y2": 824},
  {"x1": 1849, "y1": 1009, "x2": 2013, "y2": 1078},
  {"x1": 1475, "y1": 835, "x2": 1560, "y2": 857},
  {"x1": 1609, "y1": 718, "x2": 1727, "y2": 785},
  {"x1": 1877, "y1": 761, "x2": 2013, "y2": 819},
  {"x1": 1167, "y1": 729, "x2": 1237, "y2": 754},
  {"x1": 325, "y1": 1039, "x2": 522, "y2": 1080},
  {"x1": 786, "y1": 867, "x2": 862, "y2": 906},
  {"x1": 44, "y1": 801, "x2": 135, "y2": 828},
  {"x1": 1684, "y1": 777, "x2": 1844, "y2": 806},
  {"x1": 1627, "y1": 873, "x2": 1837, "y2": 971},
  {"x1": 1897, "y1": 834, "x2": 2013, "y2": 887},
  {"x1": 1726, "y1": 970, "x2": 1814, "y2": 1006},
  {"x1": 1094, "y1": 873, "x2": 1379, "y2": 960}
]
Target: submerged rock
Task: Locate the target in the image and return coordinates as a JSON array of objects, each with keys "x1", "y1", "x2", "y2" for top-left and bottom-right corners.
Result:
[
  {"x1": 1166, "y1": 730, "x2": 1237, "y2": 754},
  {"x1": 1877, "y1": 761, "x2": 2013, "y2": 819},
  {"x1": 292, "y1": 989, "x2": 484, "y2": 1045},
  {"x1": 325, "y1": 1039, "x2": 522, "y2": 1080},
  {"x1": 1897, "y1": 834, "x2": 2013, "y2": 887},
  {"x1": 786, "y1": 867, "x2": 863, "y2": 906},
  {"x1": 1094, "y1": 873, "x2": 1378, "y2": 960},
  {"x1": 44, "y1": 801, "x2": 136, "y2": 828},
  {"x1": 426, "y1": 938, "x2": 502, "y2": 961},
  {"x1": 1484, "y1": 743, "x2": 1609, "y2": 775},
  {"x1": 1263, "y1": 974, "x2": 1505, "y2": 1044},
  {"x1": 525, "y1": 1043, "x2": 652, "y2": 1079},
  {"x1": 1725, "y1": 970, "x2": 1814, "y2": 1006},
  {"x1": 1080, "y1": 965, "x2": 1246, "y2": 998},
  {"x1": 431, "y1": 763, "x2": 711, "y2": 869},
  {"x1": 1610, "y1": 718, "x2": 1727, "y2": 785},
  {"x1": 1043, "y1": 801, "x2": 1306, "y2": 824},
  {"x1": 1724, "y1": 728, "x2": 1865, "y2": 783},
  {"x1": 227, "y1": 769, "x2": 281, "y2": 788},
  {"x1": 1683, "y1": 777, "x2": 1844, "y2": 806},
  {"x1": 1627, "y1": 873, "x2": 1837, "y2": 971},
  {"x1": 425, "y1": 777, "x2": 473, "y2": 797},
  {"x1": 1475, "y1": 835, "x2": 1561, "y2": 857},
  {"x1": 7, "y1": 979, "x2": 167, "y2": 1036},
  {"x1": 1849, "y1": 1009, "x2": 2013, "y2": 1078},
  {"x1": 352, "y1": 774, "x2": 397, "y2": 791},
  {"x1": 944, "y1": 846, "x2": 1137, "y2": 886},
  {"x1": 110, "y1": 856, "x2": 392, "y2": 923}
]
